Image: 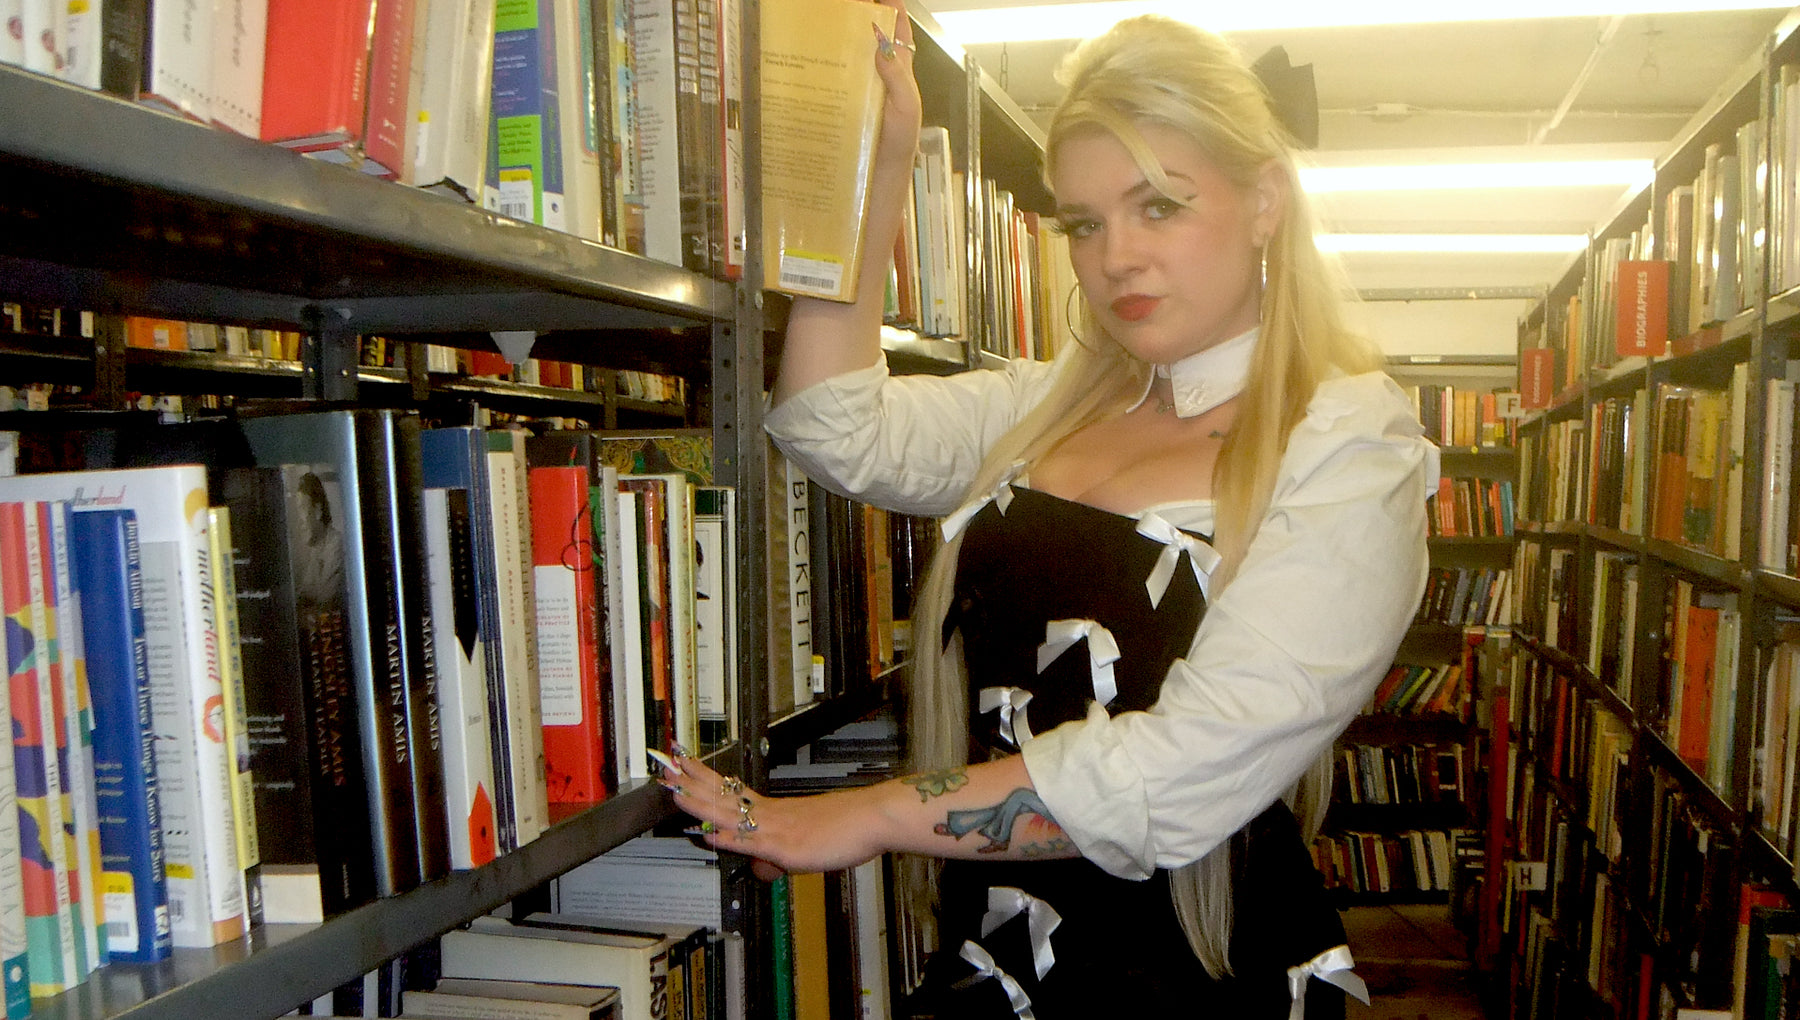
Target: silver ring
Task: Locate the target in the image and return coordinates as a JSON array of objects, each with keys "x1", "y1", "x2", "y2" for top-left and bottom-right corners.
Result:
[
  {"x1": 737, "y1": 795, "x2": 758, "y2": 833},
  {"x1": 721, "y1": 775, "x2": 744, "y2": 796}
]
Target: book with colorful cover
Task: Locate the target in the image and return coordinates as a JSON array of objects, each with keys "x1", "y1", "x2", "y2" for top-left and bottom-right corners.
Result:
[
  {"x1": 68, "y1": 508, "x2": 172, "y2": 965},
  {"x1": 44, "y1": 502, "x2": 103, "y2": 978},
  {"x1": 6, "y1": 502, "x2": 75, "y2": 996},
  {"x1": 0, "y1": 466, "x2": 246, "y2": 949}
]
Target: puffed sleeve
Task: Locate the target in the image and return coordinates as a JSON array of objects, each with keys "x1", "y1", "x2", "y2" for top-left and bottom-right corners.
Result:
[
  {"x1": 763, "y1": 354, "x2": 1063, "y2": 517},
  {"x1": 1020, "y1": 371, "x2": 1440, "y2": 879}
]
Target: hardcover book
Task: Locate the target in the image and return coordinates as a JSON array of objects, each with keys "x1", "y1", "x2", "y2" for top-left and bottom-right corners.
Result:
[
  {"x1": 758, "y1": 0, "x2": 896, "y2": 302},
  {"x1": 527, "y1": 465, "x2": 608, "y2": 805}
]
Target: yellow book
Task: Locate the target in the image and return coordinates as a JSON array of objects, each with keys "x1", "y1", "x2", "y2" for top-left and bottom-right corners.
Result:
[{"x1": 760, "y1": 0, "x2": 898, "y2": 303}]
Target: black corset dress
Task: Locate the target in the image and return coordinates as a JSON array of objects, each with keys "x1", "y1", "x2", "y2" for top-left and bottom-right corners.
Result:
[{"x1": 914, "y1": 485, "x2": 1350, "y2": 1019}]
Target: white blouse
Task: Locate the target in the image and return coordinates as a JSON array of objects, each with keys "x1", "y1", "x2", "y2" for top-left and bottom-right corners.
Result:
[{"x1": 763, "y1": 353, "x2": 1440, "y2": 880}]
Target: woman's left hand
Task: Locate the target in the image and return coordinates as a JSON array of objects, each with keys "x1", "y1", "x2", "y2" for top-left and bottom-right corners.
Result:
[{"x1": 657, "y1": 750, "x2": 889, "y2": 880}]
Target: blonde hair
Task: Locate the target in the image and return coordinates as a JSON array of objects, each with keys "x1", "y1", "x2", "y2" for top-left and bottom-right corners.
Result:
[{"x1": 901, "y1": 15, "x2": 1384, "y2": 978}]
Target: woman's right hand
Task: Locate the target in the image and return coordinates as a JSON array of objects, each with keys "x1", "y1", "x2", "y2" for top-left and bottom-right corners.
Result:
[{"x1": 871, "y1": 0, "x2": 924, "y2": 176}]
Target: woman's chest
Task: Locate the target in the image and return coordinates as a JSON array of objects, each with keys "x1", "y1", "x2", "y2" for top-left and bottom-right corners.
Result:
[{"x1": 1031, "y1": 403, "x2": 1234, "y2": 512}]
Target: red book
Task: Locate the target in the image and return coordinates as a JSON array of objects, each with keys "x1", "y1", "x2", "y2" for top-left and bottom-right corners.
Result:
[
  {"x1": 527, "y1": 466, "x2": 608, "y2": 806},
  {"x1": 260, "y1": 0, "x2": 375, "y2": 152},
  {"x1": 1615, "y1": 260, "x2": 1670, "y2": 358},
  {"x1": 1520, "y1": 347, "x2": 1555, "y2": 409},
  {"x1": 360, "y1": 0, "x2": 421, "y2": 178},
  {"x1": 1677, "y1": 600, "x2": 1720, "y2": 769}
]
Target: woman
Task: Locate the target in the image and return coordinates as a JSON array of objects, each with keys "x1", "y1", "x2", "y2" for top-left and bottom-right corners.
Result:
[{"x1": 663, "y1": 5, "x2": 1437, "y2": 1015}]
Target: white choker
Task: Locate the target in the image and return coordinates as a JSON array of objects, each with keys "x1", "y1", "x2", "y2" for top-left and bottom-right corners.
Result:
[{"x1": 1128, "y1": 327, "x2": 1259, "y2": 419}]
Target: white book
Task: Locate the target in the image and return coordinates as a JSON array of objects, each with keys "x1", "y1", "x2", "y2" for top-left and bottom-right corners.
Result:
[
  {"x1": 851, "y1": 857, "x2": 891, "y2": 1020},
  {"x1": 207, "y1": 0, "x2": 264, "y2": 135},
  {"x1": 440, "y1": 914, "x2": 676, "y2": 1020},
  {"x1": 0, "y1": 468, "x2": 246, "y2": 948},
  {"x1": 403, "y1": 978, "x2": 620, "y2": 1019},
  {"x1": 19, "y1": 0, "x2": 58, "y2": 75},
  {"x1": 629, "y1": 0, "x2": 683, "y2": 265},
  {"x1": 421, "y1": 488, "x2": 500, "y2": 870},
  {"x1": 0, "y1": 0, "x2": 23, "y2": 67},
  {"x1": 614, "y1": 489, "x2": 648, "y2": 780},
  {"x1": 782, "y1": 457, "x2": 814, "y2": 709},
  {"x1": 554, "y1": 0, "x2": 603, "y2": 242},
  {"x1": 206, "y1": 507, "x2": 260, "y2": 932},
  {"x1": 693, "y1": 486, "x2": 735, "y2": 741},
  {"x1": 142, "y1": 0, "x2": 212, "y2": 120},
  {"x1": 46, "y1": 504, "x2": 102, "y2": 978},
  {"x1": 486, "y1": 432, "x2": 547, "y2": 846},
  {"x1": 409, "y1": 0, "x2": 496, "y2": 200},
  {"x1": 719, "y1": 0, "x2": 745, "y2": 277},
  {"x1": 551, "y1": 836, "x2": 721, "y2": 931}
]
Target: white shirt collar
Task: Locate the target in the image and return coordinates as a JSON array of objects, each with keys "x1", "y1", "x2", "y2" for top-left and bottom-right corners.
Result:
[{"x1": 1125, "y1": 326, "x2": 1260, "y2": 419}]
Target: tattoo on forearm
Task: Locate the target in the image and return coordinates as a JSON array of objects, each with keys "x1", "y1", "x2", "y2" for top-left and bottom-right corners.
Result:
[
  {"x1": 901, "y1": 768, "x2": 970, "y2": 802},
  {"x1": 932, "y1": 787, "x2": 1066, "y2": 854}
]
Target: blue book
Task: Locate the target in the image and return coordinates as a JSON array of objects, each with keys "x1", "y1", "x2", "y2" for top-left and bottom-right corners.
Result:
[{"x1": 69, "y1": 508, "x2": 172, "y2": 964}]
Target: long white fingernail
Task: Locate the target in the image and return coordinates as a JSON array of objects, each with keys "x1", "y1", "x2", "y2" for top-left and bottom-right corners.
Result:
[{"x1": 648, "y1": 749, "x2": 683, "y2": 776}]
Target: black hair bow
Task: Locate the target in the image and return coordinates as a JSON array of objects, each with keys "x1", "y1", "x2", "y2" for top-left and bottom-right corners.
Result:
[{"x1": 1252, "y1": 46, "x2": 1319, "y2": 149}]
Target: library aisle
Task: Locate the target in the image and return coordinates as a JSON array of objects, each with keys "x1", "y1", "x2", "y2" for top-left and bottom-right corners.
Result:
[{"x1": 1344, "y1": 904, "x2": 1488, "y2": 1019}]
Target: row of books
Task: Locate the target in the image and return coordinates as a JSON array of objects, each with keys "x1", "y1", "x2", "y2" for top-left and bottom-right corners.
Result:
[
  {"x1": 1332, "y1": 741, "x2": 1468, "y2": 807},
  {"x1": 1409, "y1": 385, "x2": 1518, "y2": 449},
  {"x1": 1366, "y1": 659, "x2": 1472, "y2": 719},
  {"x1": 1310, "y1": 827, "x2": 1461, "y2": 896},
  {"x1": 1428, "y1": 475, "x2": 1515, "y2": 539},
  {"x1": 1657, "y1": 578, "x2": 1740, "y2": 792},
  {"x1": 1754, "y1": 630, "x2": 1800, "y2": 866},
  {"x1": 1417, "y1": 564, "x2": 1513, "y2": 629},
  {"x1": 0, "y1": 413, "x2": 760, "y2": 975}
]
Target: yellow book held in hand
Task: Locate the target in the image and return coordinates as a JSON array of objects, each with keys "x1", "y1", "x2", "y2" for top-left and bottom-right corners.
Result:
[{"x1": 761, "y1": 0, "x2": 898, "y2": 303}]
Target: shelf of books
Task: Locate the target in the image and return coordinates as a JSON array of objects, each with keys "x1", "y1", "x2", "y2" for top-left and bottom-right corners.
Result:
[
  {"x1": 1500, "y1": 10, "x2": 1800, "y2": 1017},
  {"x1": 1315, "y1": 376, "x2": 1517, "y2": 910}
]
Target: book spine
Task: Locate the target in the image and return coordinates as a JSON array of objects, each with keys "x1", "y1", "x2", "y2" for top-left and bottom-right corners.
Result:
[
  {"x1": 630, "y1": 0, "x2": 683, "y2": 264},
  {"x1": 207, "y1": 0, "x2": 266, "y2": 137},
  {"x1": 16, "y1": 502, "x2": 75, "y2": 995},
  {"x1": 486, "y1": 0, "x2": 568, "y2": 231},
  {"x1": 70, "y1": 509, "x2": 172, "y2": 965},
  {"x1": 361, "y1": 0, "x2": 420, "y2": 177},
  {"x1": 614, "y1": 488, "x2": 650, "y2": 779},
  {"x1": 529, "y1": 467, "x2": 607, "y2": 805},
  {"x1": 47, "y1": 503, "x2": 103, "y2": 976},
  {"x1": 693, "y1": 487, "x2": 733, "y2": 745},
  {"x1": 555, "y1": 0, "x2": 604, "y2": 241},
  {"x1": 279, "y1": 464, "x2": 377, "y2": 918},
  {"x1": 205, "y1": 506, "x2": 263, "y2": 932},
  {"x1": 140, "y1": 0, "x2": 212, "y2": 119},
  {"x1": 488, "y1": 433, "x2": 547, "y2": 845},
  {"x1": 259, "y1": 0, "x2": 371, "y2": 147},
  {"x1": 421, "y1": 487, "x2": 499, "y2": 869}
]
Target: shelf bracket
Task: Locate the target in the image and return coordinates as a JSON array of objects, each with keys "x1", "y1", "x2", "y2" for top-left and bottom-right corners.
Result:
[{"x1": 300, "y1": 306, "x2": 359, "y2": 401}]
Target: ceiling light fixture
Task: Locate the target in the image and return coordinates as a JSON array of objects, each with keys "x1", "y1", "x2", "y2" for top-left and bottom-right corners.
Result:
[
  {"x1": 1299, "y1": 159, "x2": 1654, "y2": 193},
  {"x1": 933, "y1": 1, "x2": 1793, "y2": 45},
  {"x1": 1318, "y1": 234, "x2": 1589, "y2": 253}
]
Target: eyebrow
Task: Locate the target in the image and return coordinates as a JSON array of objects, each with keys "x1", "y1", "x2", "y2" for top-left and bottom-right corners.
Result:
[{"x1": 1053, "y1": 173, "x2": 1198, "y2": 218}]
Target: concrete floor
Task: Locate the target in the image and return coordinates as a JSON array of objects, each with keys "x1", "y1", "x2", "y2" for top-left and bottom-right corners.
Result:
[{"x1": 1343, "y1": 903, "x2": 1490, "y2": 1020}]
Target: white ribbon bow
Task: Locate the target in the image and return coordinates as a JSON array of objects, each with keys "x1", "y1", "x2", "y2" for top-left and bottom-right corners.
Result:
[
  {"x1": 980, "y1": 887, "x2": 1062, "y2": 980},
  {"x1": 1035, "y1": 619, "x2": 1120, "y2": 708},
  {"x1": 979, "y1": 686, "x2": 1035, "y2": 747},
  {"x1": 1135, "y1": 511, "x2": 1222, "y2": 608},
  {"x1": 941, "y1": 462, "x2": 1027, "y2": 541},
  {"x1": 1285, "y1": 945, "x2": 1370, "y2": 1020},
  {"x1": 954, "y1": 941, "x2": 1036, "y2": 1020}
]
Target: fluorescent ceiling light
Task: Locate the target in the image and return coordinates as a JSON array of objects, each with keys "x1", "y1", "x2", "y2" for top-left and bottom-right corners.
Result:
[
  {"x1": 934, "y1": 1, "x2": 1793, "y2": 44},
  {"x1": 1300, "y1": 159, "x2": 1654, "y2": 193},
  {"x1": 1318, "y1": 234, "x2": 1589, "y2": 253}
]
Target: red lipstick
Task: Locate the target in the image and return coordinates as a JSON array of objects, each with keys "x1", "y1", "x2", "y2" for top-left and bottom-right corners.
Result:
[{"x1": 1111, "y1": 295, "x2": 1160, "y2": 322}]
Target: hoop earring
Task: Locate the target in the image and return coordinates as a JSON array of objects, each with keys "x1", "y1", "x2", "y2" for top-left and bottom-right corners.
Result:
[
  {"x1": 1063, "y1": 284, "x2": 1096, "y2": 353},
  {"x1": 1259, "y1": 246, "x2": 1268, "y2": 293}
]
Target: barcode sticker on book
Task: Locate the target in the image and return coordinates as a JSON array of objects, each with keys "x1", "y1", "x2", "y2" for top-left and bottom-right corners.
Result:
[
  {"x1": 103, "y1": 874, "x2": 139, "y2": 954},
  {"x1": 779, "y1": 251, "x2": 845, "y2": 298},
  {"x1": 496, "y1": 168, "x2": 535, "y2": 221}
]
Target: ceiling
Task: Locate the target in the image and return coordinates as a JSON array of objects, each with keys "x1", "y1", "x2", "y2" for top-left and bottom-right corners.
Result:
[{"x1": 914, "y1": 2, "x2": 1796, "y2": 306}]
